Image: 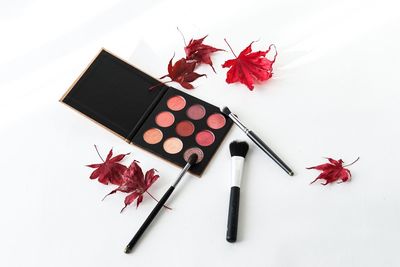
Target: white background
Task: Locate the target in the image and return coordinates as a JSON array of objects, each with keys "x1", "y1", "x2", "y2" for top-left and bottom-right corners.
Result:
[{"x1": 1, "y1": 0, "x2": 399, "y2": 266}]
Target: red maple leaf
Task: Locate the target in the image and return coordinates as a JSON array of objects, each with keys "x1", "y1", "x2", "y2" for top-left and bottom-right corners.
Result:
[
  {"x1": 182, "y1": 33, "x2": 224, "y2": 72},
  {"x1": 160, "y1": 56, "x2": 206, "y2": 89},
  {"x1": 222, "y1": 39, "x2": 277, "y2": 90},
  {"x1": 86, "y1": 145, "x2": 129, "y2": 185},
  {"x1": 307, "y1": 157, "x2": 360, "y2": 185},
  {"x1": 103, "y1": 160, "x2": 162, "y2": 212}
]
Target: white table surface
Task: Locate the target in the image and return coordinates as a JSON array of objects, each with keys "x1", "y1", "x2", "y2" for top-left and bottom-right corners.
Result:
[{"x1": 1, "y1": 0, "x2": 400, "y2": 266}]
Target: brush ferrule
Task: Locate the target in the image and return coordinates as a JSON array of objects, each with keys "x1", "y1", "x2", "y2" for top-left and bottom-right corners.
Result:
[
  {"x1": 229, "y1": 113, "x2": 249, "y2": 133},
  {"x1": 172, "y1": 162, "x2": 192, "y2": 188},
  {"x1": 231, "y1": 156, "x2": 245, "y2": 187}
]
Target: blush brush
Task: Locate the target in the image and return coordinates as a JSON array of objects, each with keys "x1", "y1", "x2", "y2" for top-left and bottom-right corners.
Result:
[
  {"x1": 124, "y1": 153, "x2": 198, "y2": 253},
  {"x1": 226, "y1": 141, "x2": 249, "y2": 242}
]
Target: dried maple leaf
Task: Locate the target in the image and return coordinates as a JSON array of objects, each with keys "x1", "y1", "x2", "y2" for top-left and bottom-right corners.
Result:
[
  {"x1": 222, "y1": 39, "x2": 277, "y2": 90},
  {"x1": 103, "y1": 160, "x2": 162, "y2": 212},
  {"x1": 307, "y1": 157, "x2": 360, "y2": 185},
  {"x1": 179, "y1": 30, "x2": 224, "y2": 72},
  {"x1": 86, "y1": 145, "x2": 129, "y2": 185},
  {"x1": 160, "y1": 56, "x2": 206, "y2": 89}
]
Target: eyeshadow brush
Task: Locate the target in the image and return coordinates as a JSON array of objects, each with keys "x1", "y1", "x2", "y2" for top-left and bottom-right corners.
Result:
[
  {"x1": 124, "y1": 153, "x2": 198, "y2": 254},
  {"x1": 220, "y1": 106, "x2": 294, "y2": 176},
  {"x1": 226, "y1": 141, "x2": 249, "y2": 243}
]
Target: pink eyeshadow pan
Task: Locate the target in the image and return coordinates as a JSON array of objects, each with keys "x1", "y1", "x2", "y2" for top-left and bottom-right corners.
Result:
[
  {"x1": 167, "y1": 95, "x2": 186, "y2": 111},
  {"x1": 195, "y1": 130, "x2": 215, "y2": 147},
  {"x1": 155, "y1": 111, "x2": 175, "y2": 127},
  {"x1": 207, "y1": 113, "x2": 226, "y2": 129},
  {"x1": 186, "y1": 104, "x2": 206, "y2": 120},
  {"x1": 183, "y1": 147, "x2": 204, "y2": 163}
]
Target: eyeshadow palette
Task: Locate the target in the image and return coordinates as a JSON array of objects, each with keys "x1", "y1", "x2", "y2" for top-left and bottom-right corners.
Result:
[{"x1": 61, "y1": 49, "x2": 232, "y2": 176}]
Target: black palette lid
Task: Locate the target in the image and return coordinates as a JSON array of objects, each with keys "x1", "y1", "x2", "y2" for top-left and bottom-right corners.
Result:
[{"x1": 62, "y1": 49, "x2": 167, "y2": 140}]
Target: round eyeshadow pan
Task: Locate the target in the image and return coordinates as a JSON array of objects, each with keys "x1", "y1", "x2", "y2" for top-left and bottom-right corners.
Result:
[
  {"x1": 176, "y1": 120, "x2": 195, "y2": 137},
  {"x1": 163, "y1": 137, "x2": 183, "y2": 154},
  {"x1": 195, "y1": 130, "x2": 215, "y2": 147},
  {"x1": 183, "y1": 147, "x2": 204, "y2": 163},
  {"x1": 167, "y1": 95, "x2": 186, "y2": 111},
  {"x1": 143, "y1": 128, "x2": 163, "y2": 144},
  {"x1": 207, "y1": 113, "x2": 226, "y2": 129},
  {"x1": 186, "y1": 104, "x2": 206, "y2": 120},
  {"x1": 155, "y1": 111, "x2": 175, "y2": 127}
]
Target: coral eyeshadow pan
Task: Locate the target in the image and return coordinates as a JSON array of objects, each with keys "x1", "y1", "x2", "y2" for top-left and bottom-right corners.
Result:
[
  {"x1": 155, "y1": 111, "x2": 175, "y2": 127},
  {"x1": 167, "y1": 95, "x2": 186, "y2": 111},
  {"x1": 207, "y1": 113, "x2": 226, "y2": 129},
  {"x1": 143, "y1": 128, "x2": 163, "y2": 144}
]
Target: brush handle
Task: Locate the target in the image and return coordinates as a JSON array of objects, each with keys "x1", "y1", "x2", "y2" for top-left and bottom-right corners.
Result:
[
  {"x1": 226, "y1": 186, "x2": 240, "y2": 243},
  {"x1": 125, "y1": 186, "x2": 175, "y2": 253},
  {"x1": 247, "y1": 130, "x2": 294, "y2": 176}
]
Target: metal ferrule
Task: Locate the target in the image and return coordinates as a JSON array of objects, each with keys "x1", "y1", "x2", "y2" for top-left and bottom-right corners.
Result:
[
  {"x1": 172, "y1": 162, "x2": 192, "y2": 188},
  {"x1": 229, "y1": 113, "x2": 249, "y2": 134}
]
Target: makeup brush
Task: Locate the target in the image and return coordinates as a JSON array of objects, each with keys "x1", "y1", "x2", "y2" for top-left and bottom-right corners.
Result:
[
  {"x1": 226, "y1": 141, "x2": 249, "y2": 243},
  {"x1": 124, "y1": 153, "x2": 198, "y2": 253},
  {"x1": 220, "y1": 106, "x2": 294, "y2": 176}
]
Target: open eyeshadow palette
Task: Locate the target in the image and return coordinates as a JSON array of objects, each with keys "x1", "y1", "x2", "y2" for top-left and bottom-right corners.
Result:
[{"x1": 61, "y1": 49, "x2": 232, "y2": 176}]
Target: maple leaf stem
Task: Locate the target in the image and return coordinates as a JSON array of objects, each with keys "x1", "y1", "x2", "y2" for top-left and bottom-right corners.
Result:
[
  {"x1": 94, "y1": 144, "x2": 104, "y2": 162},
  {"x1": 145, "y1": 190, "x2": 158, "y2": 202},
  {"x1": 146, "y1": 190, "x2": 172, "y2": 210},
  {"x1": 343, "y1": 157, "x2": 360, "y2": 167},
  {"x1": 102, "y1": 190, "x2": 115, "y2": 201},
  {"x1": 120, "y1": 205, "x2": 127, "y2": 213},
  {"x1": 224, "y1": 38, "x2": 237, "y2": 58},
  {"x1": 177, "y1": 27, "x2": 187, "y2": 46}
]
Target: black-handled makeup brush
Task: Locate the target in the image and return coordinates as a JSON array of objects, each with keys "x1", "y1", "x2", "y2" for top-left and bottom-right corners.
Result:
[
  {"x1": 226, "y1": 141, "x2": 249, "y2": 243},
  {"x1": 124, "y1": 153, "x2": 198, "y2": 253},
  {"x1": 221, "y1": 106, "x2": 294, "y2": 176}
]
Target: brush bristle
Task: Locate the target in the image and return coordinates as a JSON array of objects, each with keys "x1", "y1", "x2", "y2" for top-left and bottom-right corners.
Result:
[
  {"x1": 187, "y1": 154, "x2": 198, "y2": 165},
  {"x1": 220, "y1": 106, "x2": 231, "y2": 116},
  {"x1": 229, "y1": 141, "x2": 249, "y2": 157}
]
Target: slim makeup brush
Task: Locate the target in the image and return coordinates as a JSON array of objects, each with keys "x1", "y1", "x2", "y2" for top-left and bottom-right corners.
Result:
[
  {"x1": 220, "y1": 106, "x2": 294, "y2": 176},
  {"x1": 226, "y1": 141, "x2": 249, "y2": 243},
  {"x1": 124, "y1": 153, "x2": 198, "y2": 253}
]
